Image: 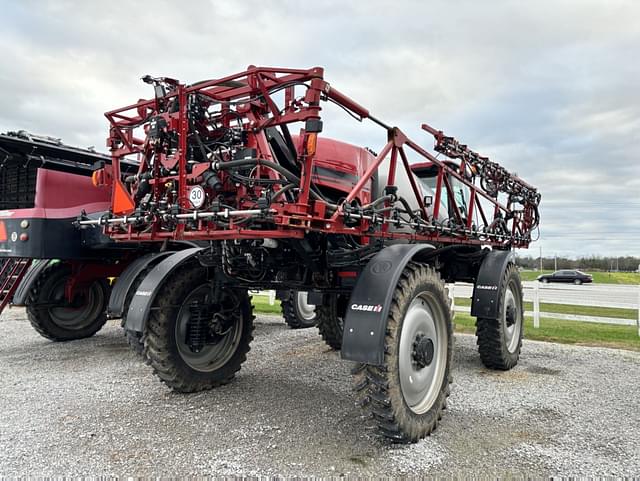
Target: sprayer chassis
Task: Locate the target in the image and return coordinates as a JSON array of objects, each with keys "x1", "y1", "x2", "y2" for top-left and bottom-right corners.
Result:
[{"x1": 79, "y1": 66, "x2": 538, "y2": 443}]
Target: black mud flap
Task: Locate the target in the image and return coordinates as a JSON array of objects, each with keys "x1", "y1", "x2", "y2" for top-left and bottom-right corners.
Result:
[
  {"x1": 11, "y1": 260, "x2": 52, "y2": 306},
  {"x1": 107, "y1": 251, "x2": 175, "y2": 318},
  {"x1": 470, "y1": 249, "x2": 515, "y2": 319},
  {"x1": 341, "y1": 243, "x2": 435, "y2": 365},
  {"x1": 124, "y1": 247, "x2": 205, "y2": 333}
]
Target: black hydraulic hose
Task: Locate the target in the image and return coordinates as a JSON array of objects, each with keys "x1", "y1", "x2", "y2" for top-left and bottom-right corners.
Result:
[
  {"x1": 216, "y1": 158, "x2": 337, "y2": 207},
  {"x1": 397, "y1": 196, "x2": 422, "y2": 221},
  {"x1": 362, "y1": 194, "x2": 394, "y2": 210},
  {"x1": 193, "y1": 131, "x2": 210, "y2": 160},
  {"x1": 272, "y1": 183, "x2": 296, "y2": 201}
]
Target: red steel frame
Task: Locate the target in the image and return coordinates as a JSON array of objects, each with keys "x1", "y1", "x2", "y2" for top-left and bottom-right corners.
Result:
[{"x1": 100, "y1": 66, "x2": 539, "y2": 249}]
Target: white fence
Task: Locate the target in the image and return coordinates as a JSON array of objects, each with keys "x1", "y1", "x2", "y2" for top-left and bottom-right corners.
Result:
[
  {"x1": 255, "y1": 283, "x2": 640, "y2": 336},
  {"x1": 451, "y1": 282, "x2": 640, "y2": 336}
]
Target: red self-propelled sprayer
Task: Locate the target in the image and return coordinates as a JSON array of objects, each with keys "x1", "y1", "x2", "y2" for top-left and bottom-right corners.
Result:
[{"x1": 79, "y1": 66, "x2": 540, "y2": 442}]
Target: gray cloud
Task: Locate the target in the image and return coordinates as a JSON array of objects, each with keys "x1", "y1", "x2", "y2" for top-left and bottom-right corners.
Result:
[{"x1": 1, "y1": 0, "x2": 638, "y2": 257}]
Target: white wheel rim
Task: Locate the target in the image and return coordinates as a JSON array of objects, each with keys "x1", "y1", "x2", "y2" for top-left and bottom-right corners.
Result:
[
  {"x1": 295, "y1": 291, "x2": 316, "y2": 321},
  {"x1": 503, "y1": 282, "x2": 522, "y2": 353},
  {"x1": 398, "y1": 292, "x2": 448, "y2": 414}
]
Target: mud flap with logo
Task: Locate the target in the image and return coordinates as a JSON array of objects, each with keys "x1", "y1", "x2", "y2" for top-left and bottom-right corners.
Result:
[
  {"x1": 340, "y1": 243, "x2": 435, "y2": 365},
  {"x1": 470, "y1": 249, "x2": 515, "y2": 319}
]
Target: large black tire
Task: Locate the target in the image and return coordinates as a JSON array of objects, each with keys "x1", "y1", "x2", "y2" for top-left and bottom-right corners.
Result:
[
  {"x1": 26, "y1": 262, "x2": 108, "y2": 341},
  {"x1": 281, "y1": 290, "x2": 317, "y2": 329},
  {"x1": 144, "y1": 265, "x2": 254, "y2": 393},
  {"x1": 353, "y1": 263, "x2": 453, "y2": 443},
  {"x1": 316, "y1": 294, "x2": 345, "y2": 350},
  {"x1": 476, "y1": 263, "x2": 524, "y2": 370}
]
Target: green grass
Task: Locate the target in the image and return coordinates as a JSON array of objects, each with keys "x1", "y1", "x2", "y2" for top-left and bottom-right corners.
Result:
[
  {"x1": 454, "y1": 297, "x2": 636, "y2": 320},
  {"x1": 252, "y1": 294, "x2": 640, "y2": 351},
  {"x1": 520, "y1": 270, "x2": 640, "y2": 285},
  {"x1": 454, "y1": 312, "x2": 640, "y2": 351},
  {"x1": 251, "y1": 295, "x2": 282, "y2": 314}
]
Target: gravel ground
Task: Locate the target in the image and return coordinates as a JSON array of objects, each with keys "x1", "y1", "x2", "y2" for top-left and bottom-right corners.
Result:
[{"x1": 1, "y1": 307, "x2": 639, "y2": 477}]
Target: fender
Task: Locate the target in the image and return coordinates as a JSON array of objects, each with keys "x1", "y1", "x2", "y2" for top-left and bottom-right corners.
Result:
[
  {"x1": 107, "y1": 251, "x2": 175, "y2": 318},
  {"x1": 11, "y1": 260, "x2": 52, "y2": 306},
  {"x1": 341, "y1": 243, "x2": 435, "y2": 365},
  {"x1": 124, "y1": 247, "x2": 205, "y2": 332},
  {"x1": 470, "y1": 249, "x2": 515, "y2": 319}
]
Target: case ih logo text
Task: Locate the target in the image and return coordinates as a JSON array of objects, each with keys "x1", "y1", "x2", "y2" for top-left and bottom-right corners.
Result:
[
  {"x1": 476, "y1": 285, "x2": 498, "y2": 290},
  {"x1": 351, "y1": 303, "x2": 383, "y2": 312}
]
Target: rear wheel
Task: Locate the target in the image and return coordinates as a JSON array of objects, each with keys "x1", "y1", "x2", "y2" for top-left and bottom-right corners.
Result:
[
  {"x1": 316, "y1": 294, "x2": 345, "y2": 350},
  {"x1": 26, "y1": 262, "x2": 108, "y2": 341},
  {"x1": 281, "y1": 290, "x2": 317, "y2": 329},
  {"x1": 144, "y1": 265, "x2": 254, "y2": 392},
  {"x1": 476, "y1": 264, "x2": 524, "y2": 370},
  {"x1": 353, "y1": 263, "x2": 452, "y2": 443},
  {"x1": 573, "y1": 279, "x2": 582, "y2": 285}
]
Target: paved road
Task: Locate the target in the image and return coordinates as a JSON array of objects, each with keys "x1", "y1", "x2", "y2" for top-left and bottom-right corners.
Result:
[
  {"x1": 453, "y1": 282, "x2": 640, "y2": 309},
  {"x1": 1, "y1": 308, "x2": 639, "y2": 476}
]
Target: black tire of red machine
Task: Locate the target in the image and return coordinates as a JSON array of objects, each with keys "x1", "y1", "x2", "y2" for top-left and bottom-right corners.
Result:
[
  {"x1": 26, "y1": 262, "x2": 109, "y2": 341},
  {"x1": 144, "y1": 264, "x2": 254, "y2": 393},
  {"x1": 352, "y1": 263, "x2": 453, "y2": 443},
  {"x1": 475, "y1": 263, "x2": 524, "y2": 370}
]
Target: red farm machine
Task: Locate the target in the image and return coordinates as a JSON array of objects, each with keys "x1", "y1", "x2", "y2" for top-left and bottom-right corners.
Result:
[
  {"x1": 0, "y1": 131, "x2": 210, "y2": 346},
  {"x1": 4, "y1": 66, "x2": 540, "y2": 443}
]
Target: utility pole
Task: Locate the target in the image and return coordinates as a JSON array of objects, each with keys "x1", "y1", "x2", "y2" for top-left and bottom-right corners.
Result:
[
  {"x1": 539, "y1": 246, "x2": 543, "y2": 271},
  {"x1": 554, "y1": 254, "x2": 557, "y2": 271}
]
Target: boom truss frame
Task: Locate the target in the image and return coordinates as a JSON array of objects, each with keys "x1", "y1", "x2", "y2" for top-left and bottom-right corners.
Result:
[{"x1": 88, "y1": 66, "x2": 539, "y2": 249}]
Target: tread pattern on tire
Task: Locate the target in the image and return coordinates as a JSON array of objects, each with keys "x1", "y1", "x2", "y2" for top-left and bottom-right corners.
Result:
[
  {"x1": 281, "y1": 290, "x2": 317, "y2": 329},
  {"x1": 316, "y1": 299, "x2": 343, "y2": 350},
  {"x1": 144, "y1": 264, "x2": 255, "y2": 393},
  {"x1": 121, "y1": 265, "x2": 155, "y2": 357},
  {"x1": 352, "y1": 263, "x2": 453, "y2": 443},
  {"x1": 475, "y1": 263, "x2": 524, "y2": 370},
  {"x1": 26, "y1": 262, "x2": 108, "y2": 341}
]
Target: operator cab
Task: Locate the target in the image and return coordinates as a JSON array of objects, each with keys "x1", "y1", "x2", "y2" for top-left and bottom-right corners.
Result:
[{"x1": 411, "y1": 161, "x2": 470, "y2": 224}]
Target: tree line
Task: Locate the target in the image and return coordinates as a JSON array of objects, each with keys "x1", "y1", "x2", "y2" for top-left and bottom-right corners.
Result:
[{"x1": 516, "y1": 255, "x2": 640, "y2": 272}]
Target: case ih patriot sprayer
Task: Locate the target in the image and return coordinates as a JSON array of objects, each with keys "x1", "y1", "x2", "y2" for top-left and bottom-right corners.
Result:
[{"x1": 6, "y1": 65, "x2": 540, "y2": 442}]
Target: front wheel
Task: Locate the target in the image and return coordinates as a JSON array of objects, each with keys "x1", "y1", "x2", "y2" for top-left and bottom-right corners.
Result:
[
  {"x1": 476, "y1": 263, "x2": 524, "y2": 370},
  {"x1": 144, "y1": 265, "x2": 254, "y2": 393},
  {"x1": 353, "y1": 263, "x2": 452, "y2": 443},
  {"x1": 26, "y1": 262, "x2": 108, "y2": 341},
  {"x1": 573, "y1": 279, "x2": 582, "y2": 285}
]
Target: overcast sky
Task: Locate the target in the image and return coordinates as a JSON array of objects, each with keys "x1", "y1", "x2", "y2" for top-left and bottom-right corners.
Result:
[{"x1": 1, "y1": 0, "x2": 638, "y2": 258}]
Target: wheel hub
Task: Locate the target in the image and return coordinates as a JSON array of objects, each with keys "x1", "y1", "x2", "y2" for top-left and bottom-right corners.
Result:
[
  {"x1": 176, "y1": 285, "x2": 243, "y2": 373},
  {"x1": 399, "y1": 294, "x2": 448, "y2": 414},
  {"x1": 503, "y1": 284, "x2": 522, "y2": 354},
  {"x1": 186, "y1": 302, "x2": 235, "y2": 353},
  {"x1": 412, "y1": 334, "x2": 434, "y2": 369},
  {"x1": 505, "y1": 304, "x2": 516, "y2": 327}
]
